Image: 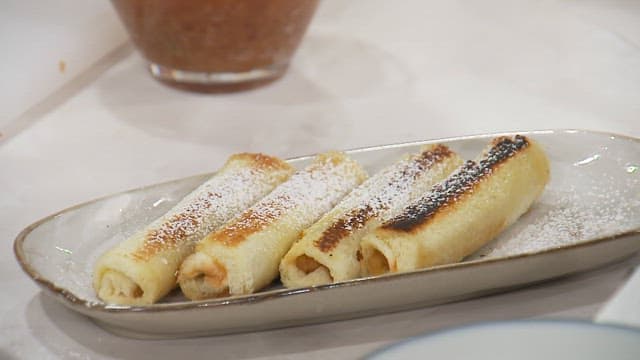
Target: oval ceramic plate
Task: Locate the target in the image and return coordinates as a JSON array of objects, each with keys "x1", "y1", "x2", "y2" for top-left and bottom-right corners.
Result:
[
  {"x1": 367, "y1": 320, "x2": 640, "y2": 359},
  {"x1": 14, "y1": 130, "x2": 640, "y2": 339}
]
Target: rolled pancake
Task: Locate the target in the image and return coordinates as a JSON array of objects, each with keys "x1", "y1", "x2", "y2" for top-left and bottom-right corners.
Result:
[
  {"x1": 93, "y1": 153, "x2": 294, "y2": 305},
  {"x1": 360, "y1": 135, "x2": 550, "y2": 276},
  {"x1": 178, "y1": 152, "x2": 367, "y2": 300},
  {"x1": 279, "y1": 144, "x2": 462, "y2": 288}
]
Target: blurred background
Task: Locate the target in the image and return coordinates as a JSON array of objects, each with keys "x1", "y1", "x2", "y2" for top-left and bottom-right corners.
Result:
[
  {"x1": 2, "y1": 0, "x2": 639, "y2": 208},
  {"x1": 1, "y1": 1, "x2": 639, "y2": 359}
]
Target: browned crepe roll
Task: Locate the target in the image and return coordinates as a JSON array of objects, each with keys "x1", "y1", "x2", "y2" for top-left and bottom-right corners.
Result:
[
  {"x1": 360, "y1": 135, "x2": 550, "y2": 276},
  {"x1": 178, "y1": 152, "x2": 367, "y2": 300},
  {"x1": 279, "y1": 144, "x2": 462, "y2": 288},
  {"x1": 93, "y1": 153, "x2": 294, "y2": 305}
]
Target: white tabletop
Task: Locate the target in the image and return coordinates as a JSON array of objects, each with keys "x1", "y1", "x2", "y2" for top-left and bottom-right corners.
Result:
[{"x1": 2, "y1": 1, "x2": 640, "y2": 359}]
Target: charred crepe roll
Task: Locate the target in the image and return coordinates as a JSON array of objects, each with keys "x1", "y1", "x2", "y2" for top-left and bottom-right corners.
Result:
[
  {"x1": 178, "y1": 152, "x2": 367, "y2": 300},
  {"x1": 279, "y1": 145, "x2": 462, "y2": 288},
  {"x1": 360, "y1": 135, "x2": 550, "y2": 276},
  {"x1": 93, "y1": 153, "x2": 294, "y2": 305}
]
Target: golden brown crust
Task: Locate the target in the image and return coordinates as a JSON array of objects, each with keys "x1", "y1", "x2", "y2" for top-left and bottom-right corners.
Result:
[
  {"x1": 229, "y1": 152, "x2": 293, "y2": 172},
  {"x1": 314, "y1": 205, "x2": 376, "y2": 252},
  {"x1": 131, "y1": 153, "x2": 293, "y2": 260},
  {"x1": 178, "y1": 151, "x2": 366, "y2": 298},
  {"x1": 402, "y1": 144, "x2": 454, "y2": 179},
  {"x1": 383, "y1": 135, "x2": 531, "y2": 233},
  {"x1": 197, "y1": 152, "x2": 363, "y2": 249},
  {"x1": 206, "y1": 196, "x2": 291, "y2": 247},
  {"x1": 312, "y1": 145, "x2": 456, "y2": 253},
  {"x1": 133, "y1": 202, "x2": 212, "y2": 261}
]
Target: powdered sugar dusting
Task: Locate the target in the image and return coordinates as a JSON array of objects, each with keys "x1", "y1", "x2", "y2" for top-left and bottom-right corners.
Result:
[
  {"x1": 313, "y1": 145, "x2": 460, "y2": 251},
  {"x1": 209, "y1": 152, "x2": 366, "y2": 246},
  {"x1": 376, "y1": 145, "x2": 459, "y2": 218},
  {"x1": 21, "y1": 130, "x2": 640, "y2": 311},
  {"x1": 134, "y1": 157, "x2": 293, "y2": 259},
  {"x1": 472, "y1": 155, "x2": 640, "y2": 260},
  {"x1": 384, "y1": 135, "x2": 529, "y2": 231}
]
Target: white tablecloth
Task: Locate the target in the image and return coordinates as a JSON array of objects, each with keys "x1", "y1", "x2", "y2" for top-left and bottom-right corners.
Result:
[{"x1": 2, "y1": 1, "x2": 639, "y2": 359}]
